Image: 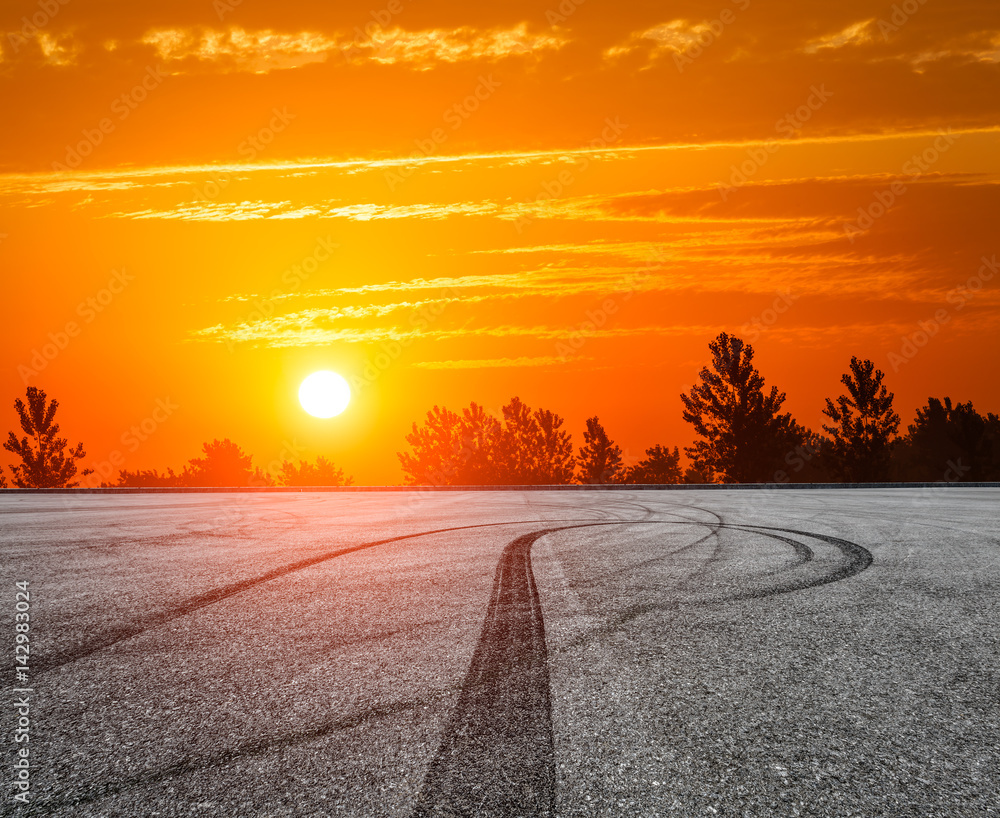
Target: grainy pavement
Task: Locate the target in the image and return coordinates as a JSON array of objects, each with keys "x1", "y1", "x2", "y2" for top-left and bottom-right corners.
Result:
[{"x1": 0, "y1": 488, "x2": 997, "y2": 817}]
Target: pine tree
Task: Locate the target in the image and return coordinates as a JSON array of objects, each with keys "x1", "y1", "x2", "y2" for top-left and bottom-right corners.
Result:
[
  {"x1": 3, "y1": 387, "x2": 94, "y2": 488},
  {"x1": 822, "y1": 357, "x2": 900, "y2": 482},
  {"x1": 681, "y1": 332, "x2": 800, "y2": 483},
  {"x1": 453, "y1": 402, "x2": 503, "y2": 484},
  {"x1": 627, "y1": 444, "x2": 683, "y2": 484},
  {"x1": 398, "y1": 405, "x2": 464, "y2": 485},
  {"x1": 532, "y1": 407, "x2": 575, "y2": 484},
  {"x1": 576, "y1": 416, "x2": 625, "y2": 484},
  {"x1": 498, "y1": 397, "x2": 538, "y2": 483}
]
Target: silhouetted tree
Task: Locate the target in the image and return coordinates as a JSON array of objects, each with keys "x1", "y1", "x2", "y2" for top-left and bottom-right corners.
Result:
[
  {"x1": 279, "y1": 456, "x2": 354, "y2": 486},
  {"x1": 110, "y1": 468, "x2": 183, "y2": 487},
  {"x1": 497, "y1": 397, "x2": 537, "y2": 483},
  {"x1": 627, "y1": 445, "x2": 683, "y2": 484},
  {"x1": 576, "y1": 416, "x2": 625, "y2": 484},
  {"x1": 3, "y1": 387, "x2": 94, "y2": 488},
  {"x1": 181, "y1": 438, "x2": 271, "y2": 486},
  {"x1": 777, "y1": 426, "x2": 835, "y2": 483},
  {"x1": 455, "y1": 403, "x2": 504, "y2": 484},
  {"x1": 398, "y1": 398, "x2": 574, "y2": 485},
  {"x1": 528, "y1": 407, "x2": 575, "y2": 484},
  {"x1": 496, "y1": 398, "x2": 575, "y2": 484},
  {"x1": 398, "y1": 405, "x2": 465, "y2": 485},
  {"x1": 822, "y1": 357, "x2": 900, "y2": 482},
  {"x1": 0, "y1": 467, "x2": 7, "y2": 488},
  {"x1": 683, "y1": 466, "x2": 708, "y2": 484},
  {"x1": 681, "y1": 333, "x2": 802, "y2": 483},
  {"x1": 892, "y1": 397, "x2": 999, "y2": 481}
]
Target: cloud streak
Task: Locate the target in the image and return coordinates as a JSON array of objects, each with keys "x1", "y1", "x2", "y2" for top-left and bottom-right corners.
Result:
[{"x1": 138, "y1": 23, "x2": 567, "y2": 73}]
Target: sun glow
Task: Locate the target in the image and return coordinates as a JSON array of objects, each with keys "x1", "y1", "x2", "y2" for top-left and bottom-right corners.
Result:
[{"x1": 298, "y1": 371, "x2": 351, "y2": 418}]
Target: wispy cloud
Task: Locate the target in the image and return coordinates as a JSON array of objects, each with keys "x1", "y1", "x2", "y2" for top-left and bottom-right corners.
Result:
[
  {"x1": 105, "y1": 201, "x2": 294, "y2": 221},
  {"x1": 102, "y1": 199, "x2": 502, "y2": 221},
  {"x1": 139, "y1": 23, "x2": 567, "y2": 74},
  {"x1": 361, "y1": 23, "x2": 567, "y2": 67},
  {"x1": 910, "y1": 31, "x2": 1000, "y2": 68},
  {"x1": 605, "y1": 20, "x2": 718, "y2": 61},
  {"x1": 4, "y1": 126, "x2": 996, "y2": 197},
  {"x1": 194, "y1": 320, "x2": 721, "y2": 348},
  {"x1": 193, "y1": 312, "x2": 998, "y2": 350},
  {"x1": 412, "y1": 356, "x2": 576, "y2": 369},
  {"x1": 802, "y1": 20, "x2": 876, "y2": 54},
  {"x1": 141, "y1": 27, "x2": 334, "y2": 73},
  {"x1": 38, "y1": 32, "x2": 81, "y2": 66},
  {"x1": 800, "y1": 22, "x2": 1000, "y2": 70},
  {"x1": 323, "y1": 202, "x2": 502, "y2": 220}
]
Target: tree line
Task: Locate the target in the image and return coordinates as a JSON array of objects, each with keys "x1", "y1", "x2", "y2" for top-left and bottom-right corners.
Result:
[
  {"x1": 2, "y1": 333, "x2": 998, "y2": 487},
  {"x1": 1, "y1": 388, "x2": 352, "y2": 489},
  {"x1": 397, "y1": 332, "x2": 999, "y2": 485}
]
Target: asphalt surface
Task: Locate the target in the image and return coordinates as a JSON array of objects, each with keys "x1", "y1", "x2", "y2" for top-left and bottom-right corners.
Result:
[{"x1": 1, "y1": 488, "x2": 997, "y2": 817}]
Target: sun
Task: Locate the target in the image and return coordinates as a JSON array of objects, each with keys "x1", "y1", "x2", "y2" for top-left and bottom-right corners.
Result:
[{"x1": 299, "y1": 371, "x2": 351, "y2": 418}]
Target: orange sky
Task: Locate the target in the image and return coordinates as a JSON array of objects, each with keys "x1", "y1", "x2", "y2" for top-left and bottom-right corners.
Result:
[{"x1": 1, "y1": 0, "x2": 998, "y2": 484}]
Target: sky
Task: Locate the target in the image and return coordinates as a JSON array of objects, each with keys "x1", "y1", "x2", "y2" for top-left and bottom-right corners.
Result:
[{"x1": 1, "y1": 0, "x2": 998, "y2": 485}]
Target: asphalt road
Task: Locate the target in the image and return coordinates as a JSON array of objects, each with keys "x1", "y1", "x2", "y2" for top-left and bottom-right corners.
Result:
[{"x1": 1, "y1": 488, "x2": 997, "y2": 817}]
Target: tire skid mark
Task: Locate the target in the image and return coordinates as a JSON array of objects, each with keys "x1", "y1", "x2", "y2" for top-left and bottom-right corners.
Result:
[
  {"x1": 412, "y1": 528, "x2": 557, "y2": 818},
  {"x1": 736, "y1": 524, "x2": 873, "y2": 588},
  {"x1": 412, "y1": 515, "x2": 848, "y2": 816},
  {"x1": 550, "y1": 520, "x2": 872, "y2": 642},
  {"x1": 727, "y1": 525, "x2": 814, "y2": 569},
  {"x1": 28, "y1": 502, "x2": 875, "y2": 818},
  {"x1": 656, "y1": 521, "x2": 869, "y2": 599},
  {"x1": 16, "y1": 689, "x2": 461, "y2": 816},
  {"x1": 580, "y1": 528, "x2": 720, "y2": 584},
  {"x1": 562, "y1": 502, "x2": 725, "y2": 587},
  {"x1": 34, "y1": 519, "x2": 590, "y2": 675},
  {"x1": 408, "y1": 514, "x2": 727, "y2": 817},
  {"x1": 611, "y1": 500, "x2": 727, "y2": 582}
]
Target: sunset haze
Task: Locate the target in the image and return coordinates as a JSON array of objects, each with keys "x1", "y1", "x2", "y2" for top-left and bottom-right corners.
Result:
[{"x1": 2, "y1": 0, "x2": 998, "y2": 484}]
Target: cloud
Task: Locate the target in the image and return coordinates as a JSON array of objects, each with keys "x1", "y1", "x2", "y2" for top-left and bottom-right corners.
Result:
[
  {"x1": 798, "y1": 20, "x2": 1000, "y2": 71},
  {"x1": 101, "y1": 199, "x2": 503, "y2": 221},
  {"x1": 10, "y1": 127, "x2": 993, "y2": 199},
  {"x1": 358, "y1": 22, "x2": 567, "y2": 67},
  {"x1": 141, "y1": 27, "x2": 334, "y2": 73},
  {"x1": 412, "y1": 356, "x2": 576, "y2": 369},
  {"x1": 104, "y1": 201, "x2": 293, "y2": 221},
  {"x1": 37, "y1": 31, "x2": 81, "y2": 66},
  {"x1": 194, "y1": 319, "x2": 720, "y2": 349},
  {"x1": 802, "y1": 20, "x2": 876, "y2": 54},
  {"x1": 138, "y1": 23, "x2": 567, "y2": 74},
  {"x1": 605, "y1": 20, "x2": 718, "y2": 61},
  {"x1": 910, "y1": 31, "x2": 1000, "y2": 68},
  {"x1": 321, "y1": 201, "x2": 501, "y2": 220},
  {"x1": 196, "y1": 309, "x2": 998, "y2": 350}
]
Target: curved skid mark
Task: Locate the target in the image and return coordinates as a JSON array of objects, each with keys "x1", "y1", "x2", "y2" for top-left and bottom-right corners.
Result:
[
  {"x1": 35, "y1": 518, "x2": 591, "y2": 675},
  {"x1": 584, "y1": 529, "x2": 720, "y2": 584},
  {"x1": 552, "y1": 521, "x2": 872, "y2": 639},
  {"x1": 737, "y1": 525, "x2": 873, "y2": 586},
  {"x1": 409, "y1": 515, "x2": 868, "y2": 817},
  {"x1": 28, "y1": 510, "x2": 873, "y2": 816},
  {"x1": 726, "y1": 525, "x2": 814, "y2": 570},
  {"x1": 633, "y1": 520, "x2": 870, "y2": 600}
]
